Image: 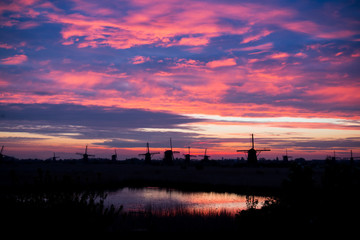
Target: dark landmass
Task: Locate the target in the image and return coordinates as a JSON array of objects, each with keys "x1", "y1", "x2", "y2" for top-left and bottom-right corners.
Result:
[
  {"x1": 0, "y1": 159, "x2": 294, "y2": 194},
  {"x1": 0, "y1": 158, "x2": 359, "y2": 232}
]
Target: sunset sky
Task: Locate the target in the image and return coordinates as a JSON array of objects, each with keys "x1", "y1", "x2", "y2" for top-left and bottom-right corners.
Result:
[{"x1": 1, "y1": 0, "x2": 359, "y2": 160}]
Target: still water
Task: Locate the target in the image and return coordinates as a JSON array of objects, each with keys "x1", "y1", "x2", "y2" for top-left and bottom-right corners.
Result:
[{"x1": 104, "y1": 187, "x2": 270, "y2": 216}]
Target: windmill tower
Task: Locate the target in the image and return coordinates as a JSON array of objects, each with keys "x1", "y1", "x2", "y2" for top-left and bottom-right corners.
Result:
[
  {"x1": 282, "y1": 149, "x2": 292, "y2": 162},
  {"x1": 52, "y1": 152, "x2": 59, "y2": 161},
  {"x1": 111, "y1": 149, "x2": 117, "y2": 161},
  {"x1": 76, "y1": 145, "x2": 95, "y2": 162},
  {"x1": 237, "y1": 134, "x2": 270, "y2": 165},
  {"x1": 184, "y1": 146, "x2": 196, "y2": 165},
  {"x1": 0, "y1": 146, "x2": 12, "y2": 162},
  {"x1": 199, "y1": 148, "x2": 210, "y2": 162},
  {"x1": 349, "y1": 150, "x2": 360, "y2": 164},
  {"x1": 163, "y1": 138, "x2": 180, "y2": 165},
  {"x1": 328, "y1": 150, "x2": 341, "y2": 162},
  {"x1": 139, "y1": 142, "x2": 160, "y2": 164},
  {"x1": 0, "y1": 145, "x2": 4, "y2": 162}
]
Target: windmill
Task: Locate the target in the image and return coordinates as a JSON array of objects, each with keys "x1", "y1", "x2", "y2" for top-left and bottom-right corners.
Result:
[
  {"x1": 282, "y1": 149, "x2": 292, "y2": 162},
  {"x1": 76, "y1": 145, "x2": 95, "y2": 162},
  {"x1": 199, "y1": 148, "x2": 210, "y2": 162},
  {"x1": 111, "y1": 149, "x2": 117, "y2": 161},
  {"x1": 327, "y1": 150, "x2": 341, "y2": 162},
  {"x1": 183, "y1": 146, "x2": 196, "y2": 164},
  {"x1": 163, "y1": 138, "x2": 180, "y2": 165},
  {"x1": 139, "y1": 142, "x2": 160, "y2": 164},
  {"x1": 0, "y1": 146, "x2": 12, "y2": 162},
  {"x1": 349, "y1": 150, "x2": 360, "y2": 164},
  {"x1": 237, "y1": 134, "x2": 270, "y2": 165},
  {"x1": 332, "y1": 150, "x2": 340, "y2": 161},
  {"x1": 52, "y1": 152, "x2": 59, "y2": 161},
  {"x1": 0, "y1": 145, "x2": 4, "y2": 161}
]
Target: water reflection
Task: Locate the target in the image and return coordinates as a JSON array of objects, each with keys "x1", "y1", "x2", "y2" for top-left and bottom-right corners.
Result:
[{"x1": 105, "y1": 187, "x2": 270, "y2": 216}]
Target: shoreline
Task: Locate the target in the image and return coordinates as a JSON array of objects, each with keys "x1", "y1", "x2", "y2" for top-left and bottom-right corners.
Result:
[{"x1": 0, "y1": 160, "x2": 325, "y2": 196}]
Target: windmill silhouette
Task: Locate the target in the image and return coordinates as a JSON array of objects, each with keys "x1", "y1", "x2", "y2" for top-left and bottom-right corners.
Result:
[
  {"x1": 0, "y1": 145, "x2": 12, "y2": 162},
  {"x1": 282, "y1": 149, "x2": 292, "y2": 162},
  {"x1": 76, "y1": 145, "x2": 95, "y2": 162},
  {"x1": 111, "y1": 149, "x2": 117, "y2": 161},
  {"x1": 350, "y1": 150, "x2": 360, "y2": 164},
  {"x1": 163, "y1": 138, "x2": 180, "y2": 165},
  {"x1": 327, "y1": 150, "x2": 341, "y2": 162},
  {"x1": 52, "y1": 152, "x2": 59, "y2": 161},
  {"x1": 139, "y1": 142, "x2": 160, "y2": 164},
  {"x1": 0, "y1": 145, "x2": 5, "y2": 162},
  {"x1": 184, "y1": 146, "x2": 196, "y2": 164},
  {"x1": 199, "y1": 148, "x2": 210, "y2": 162},
  {"x1": 237, "y1": 134, "x2": 270, "y2": 165}
]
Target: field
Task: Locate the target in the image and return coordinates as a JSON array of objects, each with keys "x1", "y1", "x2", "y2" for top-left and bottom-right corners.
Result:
[{"x1": 0, "y1": 160, "x2": 296, "y2": 193}]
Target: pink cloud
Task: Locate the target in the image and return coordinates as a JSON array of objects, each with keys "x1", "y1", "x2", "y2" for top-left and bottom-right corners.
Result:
[
  {"x1": 2, "y1": 0, "x2": 359, "y2": 52},
  {"x1": 206, "y1": 58, "x2": 237, "y2": 68},
  {"x1": 172, "y1": 58, "x2": 204, "y2": 69},
  {"x1": 0, "y1": 0, "x2": 42, "y2": 29},
  {"x1": 269, "y1": 52, "x2": 290, "y2": 59},
  {"x1": 46, "y1": 70, "x2": 126, "y2": 89},
  {"x1": 0, "y1": 0, "x2": 38, "y2": 14},
  {"x1": 306, "y1": 85, "x2": 360, "y2": 105},
  {"x1": 316, "y1": 30, "x2": 358, "y2": 39},
  {"x1": 241, "y1": 29, "x2": 273, "y2": 44},
  {"x1": 154, "y1": 71, "x2": 174, "y2": 76},
  {"x1": 177, "y1": 37, "x2": 210, "y2": 46},
  {"x1": 130, "y1": 56, "x2": 151, "y2": 64},
  {"x1": 1, "y1": 0, "x2": 358, "y2": 124},
  {"x1": 44, "y1": 1, "x2": 295, "y2": 50},
  {"x1": 282, "y1": 20, "x2": 359, "y2": 39},
  {"x1": 294, "y1": 52, "x2": 307, "y2": 58},
  {"x1": 0, "y1": 43, "x2": 14, "y2": 49},
  {"x1": 1, "y1": 54, "x2": 28, "y2": 65},
  {"x1": 351, "y1": 50, "x2": 360, "y2": 58}
]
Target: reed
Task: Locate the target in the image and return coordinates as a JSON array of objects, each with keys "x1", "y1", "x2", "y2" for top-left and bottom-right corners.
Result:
[{"x1": 0, "y1": 190, "x2": 123, "y2": 233}]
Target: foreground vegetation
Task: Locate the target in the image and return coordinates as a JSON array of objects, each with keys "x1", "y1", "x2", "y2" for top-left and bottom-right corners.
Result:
[
  {"x1": 0, "y1": 160, "x2": 359, "y2": 232},
  {"x1": 237, "y1": 162, "x2": 360, "y2": 232}
]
